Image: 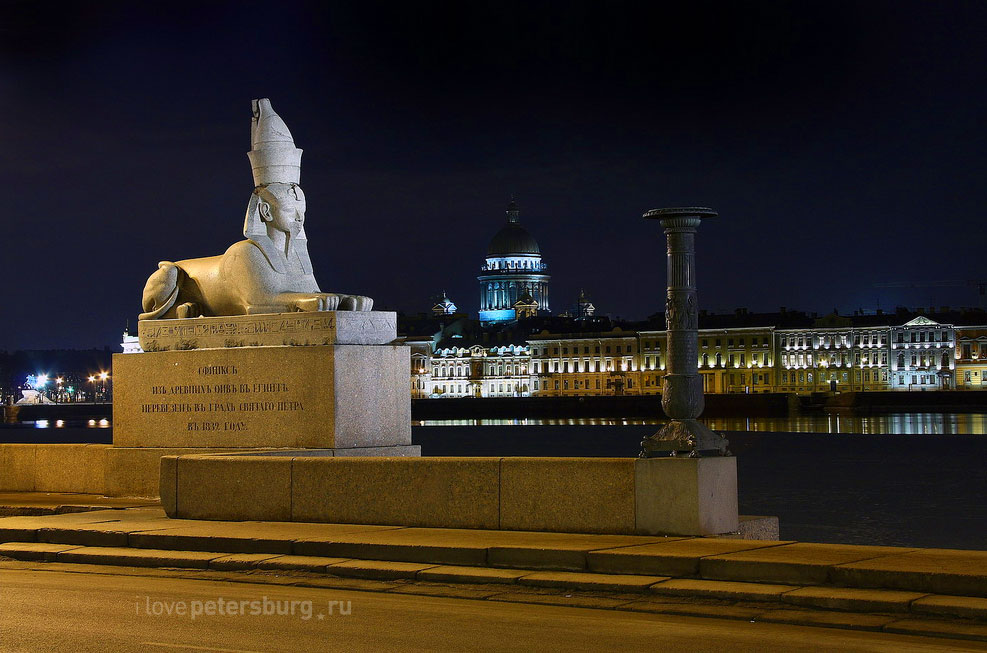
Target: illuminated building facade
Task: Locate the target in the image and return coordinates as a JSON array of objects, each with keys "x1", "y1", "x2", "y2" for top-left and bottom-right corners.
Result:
[
  {"x1": 477, "y1": 199, "x2": 550, "y2": 324},
  {"x1": 429, "y1": 344, "x2": 530, "y2": 397},
  {"x1": 889, "y1": 316, "x2": 954, "y2": 390},
  {"x1": 528, "y1": 330, "x2": 640, "y2": 396},
  {"x1": 408, "y1": 339, "x2": 433, "y2": 399},
  {"x1": 775, "y1": 323, "x2": 889, "y2": 393},
  {"x1": 404, "y1": 309, "x2": 984, "y2": 398},
  {"x1": 694, "y1": 327, "x2": 776, "y2": 394},
  {"x1": 955, "y1": 325, "x2": 987, "y2": 388}
]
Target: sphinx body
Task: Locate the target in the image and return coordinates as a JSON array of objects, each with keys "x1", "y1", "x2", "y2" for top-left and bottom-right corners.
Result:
[
  {"x1": 140, "y1": 183, "x2": 372, "y2": 319},
  {"x1": 139, "y1": 99, "x2": 372, "y2": 320}
]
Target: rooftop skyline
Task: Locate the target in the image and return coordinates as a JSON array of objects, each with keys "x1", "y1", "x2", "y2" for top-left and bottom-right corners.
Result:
[{"x1": 2, "y1": 1, "x2": 985, "y2": 349}]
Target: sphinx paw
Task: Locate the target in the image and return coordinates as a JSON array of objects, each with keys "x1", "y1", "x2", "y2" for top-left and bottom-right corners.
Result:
[
  {"x1": 295, "y1": 294, "x2": 341, "y2": 312},
  {"x1": 338, "y1": 295, "x2": 373, "y2": 311},
  {"x1": 321, "y1": 294, "x2": 341, "y2": 311}
]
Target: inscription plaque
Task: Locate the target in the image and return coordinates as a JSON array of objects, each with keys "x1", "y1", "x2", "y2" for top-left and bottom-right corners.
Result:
[{"x1": 113, "y1": 344, "x2": 411, "y2": 449}]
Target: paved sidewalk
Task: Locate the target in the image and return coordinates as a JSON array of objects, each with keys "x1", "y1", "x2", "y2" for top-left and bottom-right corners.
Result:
[
  {"x1": 0, "y1": 492, "x2": 157, "y2": 516},
  {"x1": 1, "y1": 495, "x2": 986, "y2": 642}
]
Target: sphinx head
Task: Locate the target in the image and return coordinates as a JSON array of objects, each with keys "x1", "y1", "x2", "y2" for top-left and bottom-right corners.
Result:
[{"x1": 256, "y1": 182, "x2": 306, "y2": 237}]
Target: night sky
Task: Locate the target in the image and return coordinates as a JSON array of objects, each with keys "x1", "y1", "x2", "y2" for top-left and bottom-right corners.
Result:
[{"x1": 1, "y1": 1, "x2": 985, "y2": 350}]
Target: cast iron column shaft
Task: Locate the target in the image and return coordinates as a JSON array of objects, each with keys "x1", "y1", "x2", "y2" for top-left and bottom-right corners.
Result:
[
  {"x1": 663, "y1": 213, "x2": 701, "y2": 417},
  {"x1": 640, "y1": 207, "x2": 728, "y2": 457}
]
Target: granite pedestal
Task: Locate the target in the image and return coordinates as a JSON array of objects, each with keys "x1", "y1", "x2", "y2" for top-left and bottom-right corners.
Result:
[{"x1": 114, "y1": 311, "x2": 417, "y2": 455}]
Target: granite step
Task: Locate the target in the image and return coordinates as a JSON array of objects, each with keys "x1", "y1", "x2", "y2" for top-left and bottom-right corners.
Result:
[
  {"x1": 2, "y1": 541, "x2": 986, "y2": 634},
  {"x1": 1, "y1": 506, "x2": 986, "y2": 600}
]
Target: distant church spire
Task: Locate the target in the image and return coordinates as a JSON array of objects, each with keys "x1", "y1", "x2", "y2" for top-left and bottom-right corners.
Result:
[{"x1": 506, "y1": 196, "x2": 519, "y2": 223}]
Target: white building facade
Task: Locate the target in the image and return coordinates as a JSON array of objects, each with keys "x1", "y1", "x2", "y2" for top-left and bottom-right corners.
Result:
[{"x1": 889, "y1": 316, "x2": 955, "y2": 390}]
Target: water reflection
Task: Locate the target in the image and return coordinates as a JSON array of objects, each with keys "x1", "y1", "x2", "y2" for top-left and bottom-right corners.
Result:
[
  {"x1": 414, "y1": 418, "x2": 658, "y2": 427},
  {"x1": 12, "y1": 413, "x2": 987, "y2": 434},
  {"x1": 703, "y1": 413, "x2": 987, "y2": 434},
  {"x1": 414, "y1": 412, "x2": 987, "y2": 434},
  {"x1": 26, "y1": 419, "x2": 111, "y2": 429}
]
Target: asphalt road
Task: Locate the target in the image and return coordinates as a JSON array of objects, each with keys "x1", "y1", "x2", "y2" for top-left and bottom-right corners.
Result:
[{"x1": 1, "y1": 566, "x2": 984, "y2": 652}]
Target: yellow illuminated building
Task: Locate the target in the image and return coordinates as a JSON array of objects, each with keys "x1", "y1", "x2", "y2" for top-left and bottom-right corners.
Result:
[
  {"x1": 403, "y1": 310, "x2": 987, "y2": 398},
  {"x1": 955, "y1": 325, "x2": 987, "y2": 389},
  {"x1": 528, "y1": 329, "x2": 641, "y2": 396}
]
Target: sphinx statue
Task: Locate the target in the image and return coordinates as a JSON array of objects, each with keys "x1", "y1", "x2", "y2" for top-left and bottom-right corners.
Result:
[{"x1": 139, "y1": 99, "x2": 373, "y2": 320}]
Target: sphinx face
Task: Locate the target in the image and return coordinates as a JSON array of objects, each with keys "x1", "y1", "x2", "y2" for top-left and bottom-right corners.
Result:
[{"x1": 266, "y1": 183, "x2": 306, "y2": 236}]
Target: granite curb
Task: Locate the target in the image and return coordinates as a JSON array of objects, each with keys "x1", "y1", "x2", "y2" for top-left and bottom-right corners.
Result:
[
  {"x1": 2, "y1": 552, "x2": 986, "y2": 645},
  {"x1": 2, "y1": 541, "x2": 987, "y2": 632},
  {"x1": 2, "y1": 506, "x2": 987, "y2": 610}
]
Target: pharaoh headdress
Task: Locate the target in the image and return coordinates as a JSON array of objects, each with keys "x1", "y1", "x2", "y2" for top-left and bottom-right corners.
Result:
[{"x1": 242, "y1": 99, "x2": 313, "y2": 275}]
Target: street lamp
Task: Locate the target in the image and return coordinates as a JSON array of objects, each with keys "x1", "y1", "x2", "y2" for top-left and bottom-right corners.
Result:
[
  {"x1": 99, "y1": 372, "x2": 109, "y2": 403},
  {"x1": 88, "y1": 375, "x2": 97, "y2": 403}
]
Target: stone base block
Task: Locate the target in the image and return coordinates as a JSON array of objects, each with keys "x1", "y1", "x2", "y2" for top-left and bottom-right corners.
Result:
[
  {"x1": 0, "y1": 444, "x2": 291, "y2": 498},
  {"x1": 499, "y1": 458, "x2": 637, "y2": 534},
  {"x1": 1, "y1": 444, "x2": 423, "y2": 499},
  {"x1": 161, "y1": 455, "x2": 739, "y2": 536},
  {"x1": 636, "y1": 456, "x2": 739, "y2": 536},
  {"x1": 106, "y1": 447, "x2": 257, "y2": 497},
  {"x1": 112, "y1": 343, "x2": 411, "y2": 449},
  {"x1": 236, "y1": 446, "x2": 421, "y2": 457},
  {"x1": 0, "y1": 444, "x2": 42, "y2": 491},
  {"x1": 291, "y1": 456, "x2": 498, "y2": 528},
  {"x1": 0, "y1": 445, "x2": 109, "y2": 494}
]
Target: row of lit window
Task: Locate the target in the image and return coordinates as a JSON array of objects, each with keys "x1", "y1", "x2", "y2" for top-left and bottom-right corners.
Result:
[
  {"x1": 958, "y1": 346, "x2": 987, "y2": 360},
  {"x1": 780, "y1": 333, "x2": 887, "y2": 349},
  {"x1": 533, "y1": 377, "x2": 636, "y2": 392},
  {"x1": 534, "y1": 358, "x2": 634, "y2": 374},
  {"x1": 782, "y1": 352, "x2": 889, "y2": 368},
  {"x1": 894, "y1": 329, "x2": 952, "y2": 343},
  {"x1": 780, "y1": 369, "x2": 889, "y2": 384},
  {"x1": 531, "y1": 344, "x2": 633, "y2": 356},
  {"x1": 430, "y1": 381, "x2": 526, "y2": 396},
  {"x1": 701, "y1": 352, "x2": 768, "y2": 368},
  {"x1": 433, "y1": 348, "x2": 527, "y2": 358},
  {"x1": 700, "y1": 337, "x2": 771, "y2": 348},
  {"x1": 892, "y1": 353, "x2": 951, "y2": 370},
  {"x1": 431, "y1": 364, "x2": 527, "y2": 378},
  {"x1": 723, "y1": 372, "x2": 770, "y2": 386}
]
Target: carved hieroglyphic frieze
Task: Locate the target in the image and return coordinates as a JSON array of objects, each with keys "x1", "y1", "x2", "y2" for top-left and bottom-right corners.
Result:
[{"x1": 138, "y1": 311, "x2": 397, "y2": 351}]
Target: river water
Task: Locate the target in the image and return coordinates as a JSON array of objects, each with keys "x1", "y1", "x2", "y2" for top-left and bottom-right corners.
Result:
[
  {"x1": 2, "y1": 412, "x2": 985, "y2": 550},
  {"x1": 414, "y1": 412, "x2": 987, "y2": 435},
  {"x1": 5, "y1": 411, "x2": 987, "y2": 435}
]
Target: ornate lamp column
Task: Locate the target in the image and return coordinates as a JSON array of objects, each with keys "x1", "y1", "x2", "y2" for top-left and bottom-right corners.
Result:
[{"x1": 641, "y1": 207, "x2": 729, "y2": 457}]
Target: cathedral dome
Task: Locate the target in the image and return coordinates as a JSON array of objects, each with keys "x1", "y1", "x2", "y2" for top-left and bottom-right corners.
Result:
[
  {"x1": 487, "y1": 223, "x2": 540, "y2": 256},
  {"x1": 486, "y1": 199, "x2": 540, "y2": 256}
]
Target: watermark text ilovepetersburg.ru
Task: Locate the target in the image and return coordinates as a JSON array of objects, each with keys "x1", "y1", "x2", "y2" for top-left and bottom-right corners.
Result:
[{"x1": 137, "y1": 595, "x2": 352, "y2": 620}]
